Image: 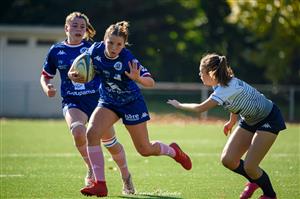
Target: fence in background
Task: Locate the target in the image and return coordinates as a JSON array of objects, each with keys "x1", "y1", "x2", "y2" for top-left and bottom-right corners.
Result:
[{"x1": 0, "y1": 81, "x2": 299, "y2": 122}]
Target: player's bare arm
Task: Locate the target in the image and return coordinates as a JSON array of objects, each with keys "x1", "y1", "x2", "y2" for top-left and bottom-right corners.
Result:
[
  {"x1": 40, "y1": 75, "x2": 56, "y2": 97},
  {"x1": 167, "y1": 98, "x2": 218, "y2": 113}
]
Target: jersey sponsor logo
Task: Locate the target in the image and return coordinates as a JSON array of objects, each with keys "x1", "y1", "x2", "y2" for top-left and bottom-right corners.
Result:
[
  {"x1": 114, "y1": 61, "x2": 122, "y2": 71},
  {"x1": 66, "y1": 90, "x2": 96, "y2": 96},
  {"x1": 57, "y1": 50, "x2": 66, "y2": 55},
  {"x1": 125, "y1": 114, "x2": 140, "y2": 121},
  {"x1": 80, "y1": 47, "x2": 89, "y2": 53},
  {"x1": 261, "y1": 123, "x2": 271, "y2": 129}
]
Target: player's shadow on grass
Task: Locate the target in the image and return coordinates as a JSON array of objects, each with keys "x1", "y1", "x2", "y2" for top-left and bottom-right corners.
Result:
[{"x1": 117, "y1": 194, "x2": 182, "y2": 199}]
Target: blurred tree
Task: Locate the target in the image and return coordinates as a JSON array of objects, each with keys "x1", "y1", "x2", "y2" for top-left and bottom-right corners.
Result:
[
  {"x1": 227, "y1": 0, "x2": 300, "y2": 85},
  {"x1": 0, "y1": 0, "x2": 298, "y2": 84}
]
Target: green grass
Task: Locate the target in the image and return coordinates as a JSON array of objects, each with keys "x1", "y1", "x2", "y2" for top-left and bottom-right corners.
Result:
[{"x1": 1, "y1": 119, "x2": 299, "y2": 199}]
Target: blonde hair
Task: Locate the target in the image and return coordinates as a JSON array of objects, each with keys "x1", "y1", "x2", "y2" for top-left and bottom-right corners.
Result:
[
  {"x1": 200, "y1": 53, "x2": 234, "y2": 86},
  {"x1": 104, "y1": 21, "x2": 129, "y2": 45},
  {"x1": 65, "y1": 12, "x2": 96, "y2": 41}
]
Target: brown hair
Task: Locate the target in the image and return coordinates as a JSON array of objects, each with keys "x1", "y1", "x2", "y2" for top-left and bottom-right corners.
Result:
[
  {"x1": 200, "y1": 53, "x2": 234, "y2": 86},
  {"x1": 65, "y1": 12, "x2": 96, "y2": 41},
  {"x1": 104, "y1": 21, "x2": 129, "y2": 45}
]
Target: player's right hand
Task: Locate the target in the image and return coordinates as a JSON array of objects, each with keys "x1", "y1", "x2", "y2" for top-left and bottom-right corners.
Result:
[
  {"x1": 47, "y1": 84, "x2": 56, "y2": 97},
  {"x1": 167, "y1": 99, "x2": 181, "y2": 108},
  {"x1": 68, "y1": 71, "x2": 85, "y2": 83}
]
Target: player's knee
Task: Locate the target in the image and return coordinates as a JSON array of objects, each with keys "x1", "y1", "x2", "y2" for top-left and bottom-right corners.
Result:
[
  {"x1": 136, "y1": 146, "x2": 152, "y2": 157},
  {"x1": 220, "y1": 154, "x2": 237, "y2": 170},
  {"x1": 86, "y1": 127, "x2": 101, "y2": 143},
  {"x1": 70, "y1": 121, "x2": 86, "y2": 140}
]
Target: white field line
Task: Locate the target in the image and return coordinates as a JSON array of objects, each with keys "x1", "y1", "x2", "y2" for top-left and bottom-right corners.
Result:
[
  {"x1": 1, "y1": 152, "x2": 299, "y2": 158},
  {"x1": 0, "y1": 174, "x2": 24, "y2": 178}
]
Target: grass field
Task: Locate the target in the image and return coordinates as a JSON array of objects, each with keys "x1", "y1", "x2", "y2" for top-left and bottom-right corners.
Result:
[{"x1": 1, "y1": 118, "x2": 299, "y2": 199}]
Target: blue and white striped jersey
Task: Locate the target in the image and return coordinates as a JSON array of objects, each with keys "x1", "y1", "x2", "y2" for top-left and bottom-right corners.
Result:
[
  {"x1": 42, "y1": 40, "x2": 100, "y2": 98},
  {"x1": 210, "y1": 77, "x2": 273, "y2": 125},
  {"x1": 88, "y1": 41, "x2": 151, "y2": 106}
]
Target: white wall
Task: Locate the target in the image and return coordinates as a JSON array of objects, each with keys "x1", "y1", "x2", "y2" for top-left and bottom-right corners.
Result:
[{"x1": 0, "y1": 25, "x2": 65, "y2": 118}]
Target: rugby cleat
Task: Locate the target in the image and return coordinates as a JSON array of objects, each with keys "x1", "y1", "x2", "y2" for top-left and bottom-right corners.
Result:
[
  {"x1": 122, "y1": 174, "x2": 135, "y2": 195},
  {"x1": 240, "y1": 182, "x2": 259, "y2": 199},
  {"x1": 169, "y1": 142, "x2": 192, "y2": 170},
  {"x1": 80, "y1": 181, "x2": 108, "y2": 197}
]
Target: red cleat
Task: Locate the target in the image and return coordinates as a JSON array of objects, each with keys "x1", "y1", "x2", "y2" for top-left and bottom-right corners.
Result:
[
  {"x1": 240, "y1": 182, "x2": 259, "y2": 199},
  {"x1": 259, "y1": 195, "x2": 277, "y2": 199},
  {"x1": 169, "y1": 142, "x2": 192, "y2": 170},
  {"x1": 80, "y1": 181, "x2": 108, "y2": 197}
]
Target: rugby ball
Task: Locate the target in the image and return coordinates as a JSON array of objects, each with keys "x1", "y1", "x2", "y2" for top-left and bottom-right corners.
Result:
[{"x1": 69, "y1": 53, "x2": 95, "y2": 83}]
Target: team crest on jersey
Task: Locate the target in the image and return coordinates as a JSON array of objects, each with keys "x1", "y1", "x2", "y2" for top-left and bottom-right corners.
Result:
[
  {"x1": 80, "y1": 47, "x2": 88, "y2": 53},
  {"x1": 114, "y1": 62, "x2": 122, "y2": 71}
]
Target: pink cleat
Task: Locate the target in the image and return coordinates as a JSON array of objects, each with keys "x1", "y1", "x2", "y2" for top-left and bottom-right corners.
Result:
[
  {"x1": 240, "y1": 182, "x2": 259, "y2": 199},
  {"x1": 80, "y1": 181, "x2": 108, "y2": 197},
  {"x1": 259, "y1": 195, "x2": 277, "y2": 199},
  {"x1": 169, "y1": 142, "x2": 192, "y2": 170}
]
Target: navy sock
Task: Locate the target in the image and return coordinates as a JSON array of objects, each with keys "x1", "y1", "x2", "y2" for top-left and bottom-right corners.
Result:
[
  {"x1": 232, "y1": 159, "x2": 253, "y2": 182},
  {"x1": 252, "y1": 170, "x2": 276, "y2": 197}
]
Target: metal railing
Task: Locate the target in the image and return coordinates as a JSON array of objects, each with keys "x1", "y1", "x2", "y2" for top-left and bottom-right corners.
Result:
[{"x1": 1, "y1": 81, "x2": 299, "y2": 122}]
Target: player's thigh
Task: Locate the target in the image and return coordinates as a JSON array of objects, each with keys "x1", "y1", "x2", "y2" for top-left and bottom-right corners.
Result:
[
  {"x1": 222, "y1": 126, "x2": 254, "y2": 161},
  {"x1": 88, "y1": 107, "x2": 119, "y2": 134},
  {"x1": 244, "y1": 131, "x2": 277, "y2": 168},
  {"x1": 125, "y1": 122, "x2": 151, "y2": 149},
  {"x1": 64, "y1": 108, "x2": 88, "y2": 128}
]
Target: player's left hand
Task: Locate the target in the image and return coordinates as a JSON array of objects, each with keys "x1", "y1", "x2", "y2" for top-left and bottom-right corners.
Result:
[{"x1": 125, "y1": 60, "x2": 141, "y2": 82}]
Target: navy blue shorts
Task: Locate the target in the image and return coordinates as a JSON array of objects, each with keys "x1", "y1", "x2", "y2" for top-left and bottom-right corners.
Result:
[
  {"x1": 239, "y1": 104, "x2": 286, "y2": 135},
  {"x1": 62, "y1": 94, "x2": 99, "y2": 119},
  {"x1": 98, "y1": 97, "x2": 150, "y2": 125}
]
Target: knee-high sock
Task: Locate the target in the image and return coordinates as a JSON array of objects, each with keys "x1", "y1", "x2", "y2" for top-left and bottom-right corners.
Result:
[
  {"x1": 252, "y1": 170, "x2": 276, "y2": 197},
  {"x1": 232, "y1": 159, "x2": 253, "y2": 182},
  {"x1": 111, "y1": 146, "x2": 130, "y2": 179},
  {"x1": 154, "y1": 141, "x2": 176, "y2": 157},
  {"x1": 87, "y1": 145, "x2": 105, "y2": 182},
  {"x1": 77, "y1": 144, "x2": 91, "y2": 169}
]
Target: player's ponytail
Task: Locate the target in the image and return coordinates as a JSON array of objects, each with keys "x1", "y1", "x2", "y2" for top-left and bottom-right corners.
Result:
[
  {"x1": 104, "y1": 20, "x2": 130, "y2": 45},
  {"x1": 85, "y1": 22, "x2": 96, "y2": 41},
  {"x1": 200, "y1": 53, "x2": 234, "y2": 86},
  {"x1": 216, "y1": 56, "x2": 233, "y2": 86}
]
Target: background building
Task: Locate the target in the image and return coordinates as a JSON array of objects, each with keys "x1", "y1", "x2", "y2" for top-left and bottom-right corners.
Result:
[{"x1": 0, "y1": 25, "x2": 65, "y2": 117}]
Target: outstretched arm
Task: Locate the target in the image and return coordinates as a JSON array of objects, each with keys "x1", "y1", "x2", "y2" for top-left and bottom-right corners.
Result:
[{"x1": 167, "y1": 98, "x2": 218, "y2": 113}]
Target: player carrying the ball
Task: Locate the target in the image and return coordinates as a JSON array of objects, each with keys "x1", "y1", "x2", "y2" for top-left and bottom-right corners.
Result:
[
  {"x1": 69, "y1": 21, "x2": 192, "y2": 197},
  {"x1": 167, "y1": 53, "x2": 286, "y2": 199},
  {"x1": 40, "y1": 12, "x2": 135, "y2": 195}
]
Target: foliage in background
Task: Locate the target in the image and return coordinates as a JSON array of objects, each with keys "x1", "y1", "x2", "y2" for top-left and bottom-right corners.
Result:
[{"x1": 0, "y1": 0, "x2": 299, "y2": 85}]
